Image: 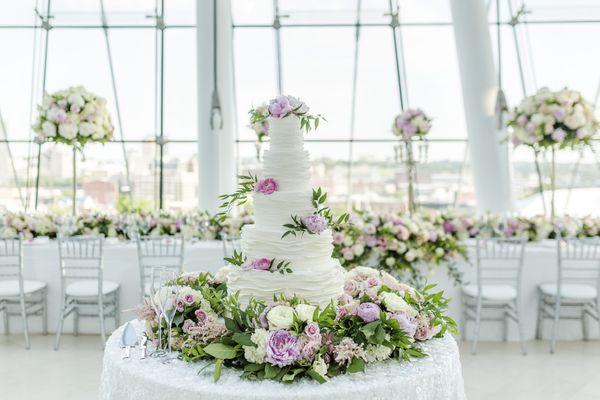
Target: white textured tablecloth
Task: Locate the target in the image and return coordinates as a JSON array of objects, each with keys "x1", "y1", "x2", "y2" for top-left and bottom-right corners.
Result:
[{"x1": 99, "y1": 321, "x2": 466, "y2": 400}]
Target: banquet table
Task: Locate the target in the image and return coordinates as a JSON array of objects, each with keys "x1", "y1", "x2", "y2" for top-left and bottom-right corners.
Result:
[
  {"x1": 99, "y1": 321, "x2": 466, "y2": 400},
  {"x1": 17, "y1": 239, "x2": 225, "y2": 334},
  {"x1": 11, "y1": 238, "x2": 597, "y2": 341}
]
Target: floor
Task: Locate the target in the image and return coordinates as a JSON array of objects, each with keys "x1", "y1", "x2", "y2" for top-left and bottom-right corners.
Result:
[{"x1": 0, "y1": 334, "x2": 599, "y2": 400}]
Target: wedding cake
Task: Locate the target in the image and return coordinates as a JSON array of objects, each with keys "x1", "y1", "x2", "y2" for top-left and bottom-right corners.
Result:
[{"x1": 227, "y1": 111, "x2": 345, "y2": 307}]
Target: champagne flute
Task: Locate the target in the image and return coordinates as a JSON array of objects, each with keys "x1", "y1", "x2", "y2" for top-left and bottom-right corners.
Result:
[
  {"x1": 156, "y1": 269, "x2": 179, "y2": 357},
  {"x1": 149, "y1": 266, "x2": 168, "y2": 356}
]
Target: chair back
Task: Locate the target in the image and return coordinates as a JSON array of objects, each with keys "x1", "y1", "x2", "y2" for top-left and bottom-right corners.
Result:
[
  {"x1": 0, "y1": 237, "x2": 24, "y2": 287},
  {"x1": 135, "y1": 235, "x2": 184, "y2": 299},
  {"x1": 221, "y1": 233, "x2": 241, "y2": 260},
  {"x1": 557, "y1": 237, "x2": 600, "y2": 287},
  {"x1": 57, "y1": 235, "x2": 105, "y2": 295},
  {"x1": 475, "y1": 237, "x2": 526, "y2": 292}
]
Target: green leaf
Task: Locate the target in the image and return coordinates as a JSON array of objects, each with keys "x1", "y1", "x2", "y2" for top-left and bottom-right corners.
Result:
[
  {"x1": 203, "y1": 343, "x2": 238, "y2": 360},
  {"x1": 360, "y1": 320, "x2": 381, "y2": 340},
  {"x1": 346, "y1": 357, "x2": 365, "y2": 373},
  {"x1": 213, "y1": 359, "x2": 223, "y2": 382},
  {"x1": 307, "y1": 368, "x2": 327, "y2": 384},
  {"x1": 264, "y1": 363, "x2": 281, "y2": 379},
  {"x1": 232, "y1": 332, "x2": 254, "y2": 346},
  {"x1": 244, "y1": 363, "x2": 265, "y2": 372},
  {"x1": 224, "y1": 317, "x2": 242, "y2": 333}
]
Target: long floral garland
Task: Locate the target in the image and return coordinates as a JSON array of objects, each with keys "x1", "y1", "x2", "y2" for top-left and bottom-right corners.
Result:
[
  {"x1": 133, "y1": 266, "x2": 455, "y2": 383},
  {"x1": 3, "y1": 209, "x2": 600, "y2": 284}
]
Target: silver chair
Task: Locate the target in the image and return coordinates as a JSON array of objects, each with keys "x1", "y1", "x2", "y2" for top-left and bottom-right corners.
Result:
[
  {"x1": 537, "y1": 237, "x2": 600, "y2": 353},
  {"x1": 0, "y1": 237, "x2": 48, "y2": 349},
  {"x1": 135, "y1": 235, "x2": 184, "y2": 302},
  {"x1": 221, "y1": 233, "x2": 241, "y2": 261},
  {"x1": 55, "y1": 235, "x2": 120, "y2": 350},
  {"x1": 461, "y1": 237, "x2": 527, "y2": 355}
]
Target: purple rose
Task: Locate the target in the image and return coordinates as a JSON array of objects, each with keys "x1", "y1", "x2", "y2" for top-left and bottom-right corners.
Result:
[
  {"x1": 302, "y1": 214, "x2": 328, "y2": 234},
  {"x1": 390, "y1": 312, "x2": 418, "y2": 338},
  {"x1": 252, "y1": 258, "x2": 271, "y2": 271},
  {"x1": 268, "y1": 95, "x2": 293, "y2": 118},
  {"x1": 266, "y1": 330, "x2": 300, "y2": 367},
  {"x1": 356, "y1": 302, "x2": 381, "y2": 323},
  {"x1": 442, "y1": 221, "x2": 456, "y2": 234},
  {"x1": 255, "y1": 178, "x2": 278, "y2": 195}
]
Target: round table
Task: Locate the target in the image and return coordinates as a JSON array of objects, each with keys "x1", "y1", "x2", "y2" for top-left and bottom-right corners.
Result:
[{"x1": 99, "y1": 321, "x2": 467, "y2": 400}]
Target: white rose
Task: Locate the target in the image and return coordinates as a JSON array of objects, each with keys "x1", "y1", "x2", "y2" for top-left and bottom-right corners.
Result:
[
  {"x1": 405, "y1": 249, "x2": 418, "y2": 262},
  {"x1": 312, "y1": 355, "x2": 328, "y2": 379},
  {"x1": 67, "y1": 93, "x2": 85, "y2": 108},
  {"x1": 397, "y1": 242, "x2": 407, "y2": 253},
  {"x1": 58, "y1": 122, "x2": 78, "y2": 139},
  {"x1": 353, "y1": 244, "x2": 365, "y2": 256},
  {"x1": 343, "y1": 236, "x2": 354, "y2": 247},
  {"x1": 78, "y1": 122, "x2": 96, "y2": 137},
  {"x1": 91, "y1": 127, "x2": 106, "y2": 140},
  {"x1": 266, "y1": 305, "x2": 295, "y2": 330},
  {"x1": 295, "y1": 303, "x2": 316, "y2": 322},
  {"x1": 213, "y1": 265, "x2": 231, "y2": 284},
  {"x1": 385, "y1": 256, "x2": 395, "y2": 267},
  {"x1": 435, "y1": 247, "x2": 445, "y2": 257},
  {"x1": 381, "y1": 291, "x2": 417, "y2": 317},
  {"x1": 530, "y1": 113, "x2": 544, "y2": 125},
  {"x1": 41, "y1": 121, "x2": 57, "y2": 137}
]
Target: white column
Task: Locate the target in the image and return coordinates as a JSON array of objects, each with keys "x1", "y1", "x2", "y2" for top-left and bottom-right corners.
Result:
[
  {"x1": 197, "y1": 0, "x2": 236, "y2": 213},
  {"x1": 450, "y1": 0, "x2": 512, "y2": 213}
]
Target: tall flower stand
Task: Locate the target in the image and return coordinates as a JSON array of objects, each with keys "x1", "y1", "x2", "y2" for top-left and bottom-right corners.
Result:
[{"x1": 394, "y1": 139, "x2": 428, "y2": 215}]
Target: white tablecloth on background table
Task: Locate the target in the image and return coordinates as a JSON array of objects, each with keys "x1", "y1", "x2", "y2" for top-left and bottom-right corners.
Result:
[
  {"x1": 18, "y1": 240, "x2": 225, "y2": 334},
  {"x1": 11, "y1": 238, "x2": 595, "y2": 340},
  {"x1": 99, "y1": 321, "x2": 466, "y2": 400}
]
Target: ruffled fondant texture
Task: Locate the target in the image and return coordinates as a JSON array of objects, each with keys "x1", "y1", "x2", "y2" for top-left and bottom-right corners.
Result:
[{"x1": 227, "y1": 116, "x2": 344, "y2": 306}]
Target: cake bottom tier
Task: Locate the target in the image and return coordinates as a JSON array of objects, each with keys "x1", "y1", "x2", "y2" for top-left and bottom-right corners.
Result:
[{"x1": 226, "y1": 259, "x2": 345, "y2": 307}]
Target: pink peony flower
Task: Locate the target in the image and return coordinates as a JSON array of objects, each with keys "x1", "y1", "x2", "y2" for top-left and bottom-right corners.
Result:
[
  {"x1": 266, "y1": 330, "x2": 300, "y2": 367},
  {"x1": 356, "y1": 302, "x2": 381, "y2": 323},
  {"x1": 302, "y1": 214, "x2": 328, "y2": 234},
  {"x1": 268, "y1": 95, "x2": 293, "y2": 118},
  {"x1": 389, "y1": 312, "x2": 418, "y2": 338},
  {"x1": 255, "y1": 178, "x2": 278, "y2": 195},
  {"x1": 300, "y1": 338, "x2": 321, "y2": 361},
  {"x1": 332, "y1": 232, "x2": 344, "y2": 245},
  {"x1": 252, "y1": 258, "x2": 271, "y2": 271}
]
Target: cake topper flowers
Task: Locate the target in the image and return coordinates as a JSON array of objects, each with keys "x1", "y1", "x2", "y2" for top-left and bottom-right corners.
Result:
[{"x1": 249, "y1": 95, "x2": 324, "y2": 134}]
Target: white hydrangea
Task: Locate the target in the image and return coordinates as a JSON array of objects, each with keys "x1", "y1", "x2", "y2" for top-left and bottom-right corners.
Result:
[{"x1": 365, "y1": 344, "x2": 392, "y2": 363}]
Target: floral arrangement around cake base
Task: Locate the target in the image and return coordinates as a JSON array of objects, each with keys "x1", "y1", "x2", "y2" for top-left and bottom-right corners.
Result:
[{"x1": 133, "y1": 266, "x2": 455, "y2": 384}]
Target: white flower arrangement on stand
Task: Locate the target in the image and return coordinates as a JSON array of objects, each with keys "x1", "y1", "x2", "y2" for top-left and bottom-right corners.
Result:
[
  {"x1": 506, "y1": 87, "x2": 599, "y2": 220},
  {"x1": 391, "y1": 108, "x2": 432, "y2": 214},
  {"x1": 33, "y1": 86, "x2": 114, "y2": 214}
]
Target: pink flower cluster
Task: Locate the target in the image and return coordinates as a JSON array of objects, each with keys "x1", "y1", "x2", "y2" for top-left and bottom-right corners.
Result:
[
  {"x1": 255, "y1": 178, "x2": 278, "y2": 195},
  {"x1": 181, "y1": 309, "x2": 227, "y2": 345}
]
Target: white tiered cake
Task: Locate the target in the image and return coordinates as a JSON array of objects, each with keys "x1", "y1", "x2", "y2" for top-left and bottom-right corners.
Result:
[{"x1": 227, "y1": 115, "x2": 345, "y2": 306}]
